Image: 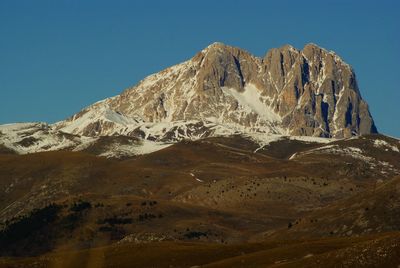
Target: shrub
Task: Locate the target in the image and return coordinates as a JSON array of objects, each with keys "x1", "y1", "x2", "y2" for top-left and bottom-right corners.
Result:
[
  {"x1": 184, "y1": 231, "x2": 207, "y2": 239},
  {"x1": 138, "y1": 213, "x2": 157, "y2": 221},
  {"x1": 98, "y1": 216, "x2": 133, "y2": 225},
  {"x1": 70, "y1": 200, "x2": 91, "y2": 212}
]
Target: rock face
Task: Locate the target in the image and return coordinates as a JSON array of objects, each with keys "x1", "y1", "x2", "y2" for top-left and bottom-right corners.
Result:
[{"x1": 55, "y1": 42, "x2": 377, "y2": 139}]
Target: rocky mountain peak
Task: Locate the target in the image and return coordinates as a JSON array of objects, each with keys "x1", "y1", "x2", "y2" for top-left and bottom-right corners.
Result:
[{"x1": 53, "y1": 42, "x2": 377, "y2": 140}]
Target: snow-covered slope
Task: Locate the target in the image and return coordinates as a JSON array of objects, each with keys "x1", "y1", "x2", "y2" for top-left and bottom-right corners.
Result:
[
  {"x1": 0, "y1": 123, "x2": 172, "y2": 157},
  {"x1": 0, "y1": 123, "x2": 92, "y2": 154}
]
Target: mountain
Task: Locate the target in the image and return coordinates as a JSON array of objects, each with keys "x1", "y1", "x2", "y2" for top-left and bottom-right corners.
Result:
[
  {"x1": 0, "y1": 43, "x2": 377, "y2": 156},
  {"x1": 55, "y1": 42, "x2": 377, "y2": 140},
  {"x1": 0, "y1": 43, "x2": 378, "y2": 156}
]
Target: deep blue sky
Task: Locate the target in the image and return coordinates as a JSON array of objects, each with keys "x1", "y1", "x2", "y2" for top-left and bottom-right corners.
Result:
[{"x1": 1, "y1": 1, "x2": 399, "y2": 137}]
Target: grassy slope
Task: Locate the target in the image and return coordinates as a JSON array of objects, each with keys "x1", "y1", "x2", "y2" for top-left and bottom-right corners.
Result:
[{"x1": 1, "y1": 135, "x2": 400, "y2": 266}]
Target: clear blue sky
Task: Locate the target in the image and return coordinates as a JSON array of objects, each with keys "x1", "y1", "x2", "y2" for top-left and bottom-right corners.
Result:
[{"x1": 1, "y1": 0, "x2": 399, "y2": 137}]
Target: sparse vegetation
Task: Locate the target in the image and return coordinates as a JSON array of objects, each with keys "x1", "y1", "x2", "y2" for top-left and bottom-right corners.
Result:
[
  {"x1": 95, "y1": 202, "x2": 104, "y2": 208},
  {"x1": 184, "y1": 231, "x2": 207, "y2": 239},
  {"x1": 70, "y1": 200, "x2": 92, "y2": 212},
  {"x1": 138, "y1": 213, "x2": 157, "y2": 221},
  {"x1": 98, "y1": 216, "x2": 133, "y2": 225}
]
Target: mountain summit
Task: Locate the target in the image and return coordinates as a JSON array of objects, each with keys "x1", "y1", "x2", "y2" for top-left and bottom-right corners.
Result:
[{"x1": 55, "y1": 42, "x2": 377, "y2": 140}]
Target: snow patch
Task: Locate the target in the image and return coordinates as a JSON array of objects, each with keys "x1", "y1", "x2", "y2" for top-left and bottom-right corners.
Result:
[
  {"x1": 0, "y1": 122, "x2": 96, "y2": 154},
  {"x1": 300, "y1": 144, "x2": 373, "y2": 162},
  {"x1": 373, "y1": 139, "x2": 399, "y2": 152},
  {"x1": 189, "y1": 172, "x2": 203, "y2": 182},
  {"x1": 249, "y1": 133, "x2": 335, "y2": 153},
  {"x1": 222, "y1": 84, "x2": 281, "y2": 123},
  {"x1": 99, "y1": 140, "x2": 171, "y2": 158}
]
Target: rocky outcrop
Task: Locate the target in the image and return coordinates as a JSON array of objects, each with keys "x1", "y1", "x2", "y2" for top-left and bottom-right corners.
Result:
[{"x1": 55, "y1": 42, "x2": 377, "y2": 139}]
